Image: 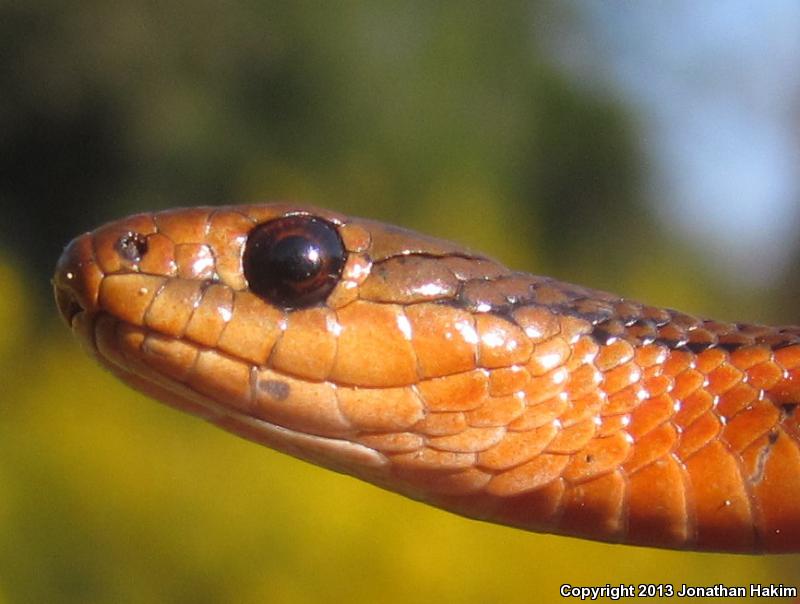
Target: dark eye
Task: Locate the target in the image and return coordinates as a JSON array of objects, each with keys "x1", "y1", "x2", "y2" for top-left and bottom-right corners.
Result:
[
  {"x1": 116, "y1": 232, "x2": 148, "y2": 262},
  {"x1": 243, "y1": 215, "x2": 346, "y2": 309}
]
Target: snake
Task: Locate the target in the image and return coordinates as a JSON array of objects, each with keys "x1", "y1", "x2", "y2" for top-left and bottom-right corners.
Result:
[{"x1": 52, "y1": 203, "x2": 800, "y2": 553}]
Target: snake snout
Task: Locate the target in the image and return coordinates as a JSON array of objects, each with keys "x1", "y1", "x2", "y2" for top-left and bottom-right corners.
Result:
[{"x1": 53, "y1": 233, "x2": 101, "y2": 327}]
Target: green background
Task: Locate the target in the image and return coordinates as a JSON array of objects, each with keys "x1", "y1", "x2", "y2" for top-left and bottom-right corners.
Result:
[{"x1": 1, "y1": 3, "x2": 798, "y2": 602}]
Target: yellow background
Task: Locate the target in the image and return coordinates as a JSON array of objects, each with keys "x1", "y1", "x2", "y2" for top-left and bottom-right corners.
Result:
[{"x1": 1, "y1": 3, "x2": 798, "y2": 602}]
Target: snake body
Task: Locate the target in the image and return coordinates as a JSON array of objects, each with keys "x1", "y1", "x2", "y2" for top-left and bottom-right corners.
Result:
[{"x1": 53, "y1": 203, "x2": 800, "y2": 553}]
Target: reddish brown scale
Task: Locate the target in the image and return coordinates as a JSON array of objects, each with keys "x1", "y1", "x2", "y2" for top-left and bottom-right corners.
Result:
[{"x1": 53, "y1": 203, "x2": 800, "y2": 553}]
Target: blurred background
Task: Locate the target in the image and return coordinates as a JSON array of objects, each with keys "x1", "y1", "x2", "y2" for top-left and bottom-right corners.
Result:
[{"x1": 2, "y1": 2, "x2": 799, "y2": 602}]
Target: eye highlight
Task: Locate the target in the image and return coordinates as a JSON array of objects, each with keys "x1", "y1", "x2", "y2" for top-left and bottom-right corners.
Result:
[{"x1": 243, "y1": 215, "x2": 346, "y2": 309}]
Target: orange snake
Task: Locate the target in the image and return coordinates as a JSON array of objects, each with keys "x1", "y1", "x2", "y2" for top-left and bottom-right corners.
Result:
[{"x1": 53, "y1": 203, "x2": 800, "y2": 553}]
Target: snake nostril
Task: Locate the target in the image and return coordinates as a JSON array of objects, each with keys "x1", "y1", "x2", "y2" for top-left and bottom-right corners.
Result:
[{"x1": 115, "y1": 231, "x2": 148, "y2": 263}]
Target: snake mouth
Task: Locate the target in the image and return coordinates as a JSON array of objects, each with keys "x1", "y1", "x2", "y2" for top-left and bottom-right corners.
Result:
[
  {"x1": 54, "y1": 283, "x2": 85, "y2": 326},
  {"x1": 86, "y1": 312, "x2": 389, "y2": 478},
  {"x1": 54, "y1": 230, "x2": 105, "y2": 331}
]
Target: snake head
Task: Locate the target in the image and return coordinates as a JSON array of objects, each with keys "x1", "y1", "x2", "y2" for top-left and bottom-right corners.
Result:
[{"x1": 52, "y1": 203, "x2": 523, "y2": 492}]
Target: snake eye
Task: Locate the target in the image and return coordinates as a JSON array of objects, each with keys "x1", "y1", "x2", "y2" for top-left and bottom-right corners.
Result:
[
  {"x1": 243, "y1": 215, "x2": 346, "y2": 309},
  {"x1": 116, "y1": 232, "x2": 148, "y2": 263}
]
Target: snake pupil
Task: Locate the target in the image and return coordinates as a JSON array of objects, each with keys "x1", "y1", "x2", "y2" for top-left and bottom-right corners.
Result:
[
  {"x1": 272, "y1": 235, "x2": 323, "y2": 282},
  {"x1": 243, "y1": 215, "x2": 346, "y2": 309}
]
